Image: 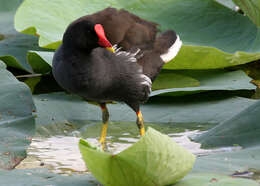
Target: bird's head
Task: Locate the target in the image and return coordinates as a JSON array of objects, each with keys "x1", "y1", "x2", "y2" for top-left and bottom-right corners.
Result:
[
  {"x1": 94, "y1": 24, "x2": 115, "y2": 53},
  {"x1": 63, "y1": 20, "x2": 115, "y2": 53}
]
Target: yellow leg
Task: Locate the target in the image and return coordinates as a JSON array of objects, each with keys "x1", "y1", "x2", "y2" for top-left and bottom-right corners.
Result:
[
  {"x1": 98, "y1": 104, "x2": 109, "y2": 150},
  {"x1": 136, "y1": 111, "x2": 145, "y2": 136},
  {"x1": 99, "y1": 122, "x2": 108, "y2": 145}
]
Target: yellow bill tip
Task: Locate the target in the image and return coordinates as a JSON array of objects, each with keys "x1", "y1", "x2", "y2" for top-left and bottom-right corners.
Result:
[{"x1": 106, "y1": 47, "x2": 115, "y2": 53}]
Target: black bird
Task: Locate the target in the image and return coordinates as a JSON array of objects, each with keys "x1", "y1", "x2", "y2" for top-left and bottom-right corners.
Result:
[{"x1": 52, "y1": 8, "x2": 182, "y2": 148}]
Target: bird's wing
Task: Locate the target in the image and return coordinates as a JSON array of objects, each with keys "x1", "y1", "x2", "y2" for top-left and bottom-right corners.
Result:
[
  {"x1": 80, "y1": 7, "x2": 158, "y2": 51},
  {"x1": 89, "y1": 48, "x2": 152, "y2": 104}
]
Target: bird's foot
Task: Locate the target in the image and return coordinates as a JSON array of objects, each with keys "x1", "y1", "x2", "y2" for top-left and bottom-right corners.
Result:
[
  {"x1": 140, "y1": 127, "x2": 145, "y2": 136},
  {"x1": 98, "y1": 137, "x2": 107, "y2": 151}
]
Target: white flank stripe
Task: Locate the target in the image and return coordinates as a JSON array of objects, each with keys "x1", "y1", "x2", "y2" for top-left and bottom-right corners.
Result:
[
  {"x1": 160, "y1": 35, "x2": 182, "y2": 63},
  {"x1": 140, "y1": 74, "x2": 152, "y2": 93},
  {"x1": 140, "y1": 74, "x2": 152, "y2": 86}
]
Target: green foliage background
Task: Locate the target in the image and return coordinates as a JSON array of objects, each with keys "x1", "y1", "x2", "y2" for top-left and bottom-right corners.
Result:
[{"x1": 0, "y1": 0, "x2": 260, "y2": 185}]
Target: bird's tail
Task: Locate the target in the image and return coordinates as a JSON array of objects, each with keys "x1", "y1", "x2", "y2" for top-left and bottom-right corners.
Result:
[
  {"x1": 137, "y1": 30, "x2": 182, "y2": 81},
  {"x1": 154, "y1": 30, "x2": 182, "y2": 63}
]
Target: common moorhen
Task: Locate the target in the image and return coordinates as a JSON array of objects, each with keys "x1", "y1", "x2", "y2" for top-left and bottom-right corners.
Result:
[{"x1": 52, "y1": 8, "x2": 182, "y2": 148}]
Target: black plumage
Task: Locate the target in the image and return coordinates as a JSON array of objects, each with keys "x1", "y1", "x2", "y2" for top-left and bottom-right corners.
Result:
[
  {"x1": 53, "y1": 45, "x2": 151, "y2": 110},
  {"x1": 77, "y1": 8, "x2": 178, "y2": 82},
  {"x1": 52, "y1": 8, "x2": 181, "y2": 148}
]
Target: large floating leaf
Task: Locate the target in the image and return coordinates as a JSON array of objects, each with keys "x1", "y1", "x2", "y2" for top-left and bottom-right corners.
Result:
[
  {"x1": 0, "y1": 0, "x2": 49, "y2": 72},
  {"x1": 0, "y1": 60, "x2": 35, "y2": 169},
  {"x1": 27, "y1": 51, "x2": 53, "y2": 74},
  {"x1": 193, "y1": 146, "x2": 260, "y2": 175},
  {"x1": 0, "y1": 34, "x2": 46, "y2": 72},
  {"x1": 33, "y1": 92, "x2": 257, "y2": 126},
  {"x1": 0, "y1": 0, "x2": 22, "y2": 35},
  {"x1": 175, "y1": 173, "x2": 259, "y2": 186},
  {"x1": 79, "y1": 127, "x2": 195, "y2": 186},
  {"x1": 15, "y1": 0, "x2": 260, "y2": 69},
  {"x1": 0, "y1": 168, "x2": 98, "y2": 186},
  {"x1": 0, "y1": 170, "x2": 258, "y2": 186},
  {"x1": 164, "y1": 46, "x2": 260, "y2": 70},
  {"x1": 152, "y1": 70, "x2": 255, "y2": 96},
  {"x1": 194, "y1": 100, "x2": 260, "y2": 148},
  {"x1": 0, "y1": 0, "x2": 28, "y2": 71},
  {"x1": 152, "y1": 71, "x2": 200, "y2": 90},
  {"x1": 15, "y1": 0, "x2": 90, "y2": 49},
  {"x1": 233, "y1": 0, "x2": 260, "y2": 26}
]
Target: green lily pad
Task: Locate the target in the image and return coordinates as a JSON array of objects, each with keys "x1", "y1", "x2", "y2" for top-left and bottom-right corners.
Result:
[
  {"x1": 15, "y1": 0, "x2": 260, "y2": 69},
  {"x1": 0, "y1": 0, "x2": 23, "y2": 12},
  {"x1": 27, "y1": 51, "x2": 53, "y2": 74},
  {"x1": 175, "y1": 173, "x2": 259, "y2": 186},
  {"x1": 14, "y1": 0, "x2": 90, "y2": 49},
  {"x1": 0, "y1": 34, "x2": 45, "y2": 72},
  {"x1": 164, "y1": 46, "x2": 260, "y2": 70},
  {"x1": 0, "y1": 168, "x2": 98, "y2": 186},
  {"x1": 0, "y1": 0, "x2": 22, "y2": 35},
  {"x1": 152, "y1": 71, "x2": 200, "y2": 90},
  {"x1": 79, "y1": 127, "x2": 195, "y2": 186},
  {"x1": 0, "y1": 0, "x2": 50, "y2": 72},
  {"x1": 0, "y1": 0, "x2": 29, "y2": 72},
  {"x1": 151, "y1": 70, "x2": 255, "y2": 96},
  {"x1": 233, "y1": 0, "x2": 260, "y2": 26},
  {"x1": 194, "y1": 100, "x2": 260, "y2": 148},
  {"x1": 23, "y1": 76, "x2": 42, "y2": 93},
  {"x1": 33, "y1": 92, "x2": 257, "y2": 127},
  {"x1": 193, "y1": 146, "x2": 260, "y2": 175},
  {"x1": 2, "y1": 169, "x2": 257, "y2": 186},
  {"x1": 0, "y1": 60, "x2": 35, "y2": 169}
]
